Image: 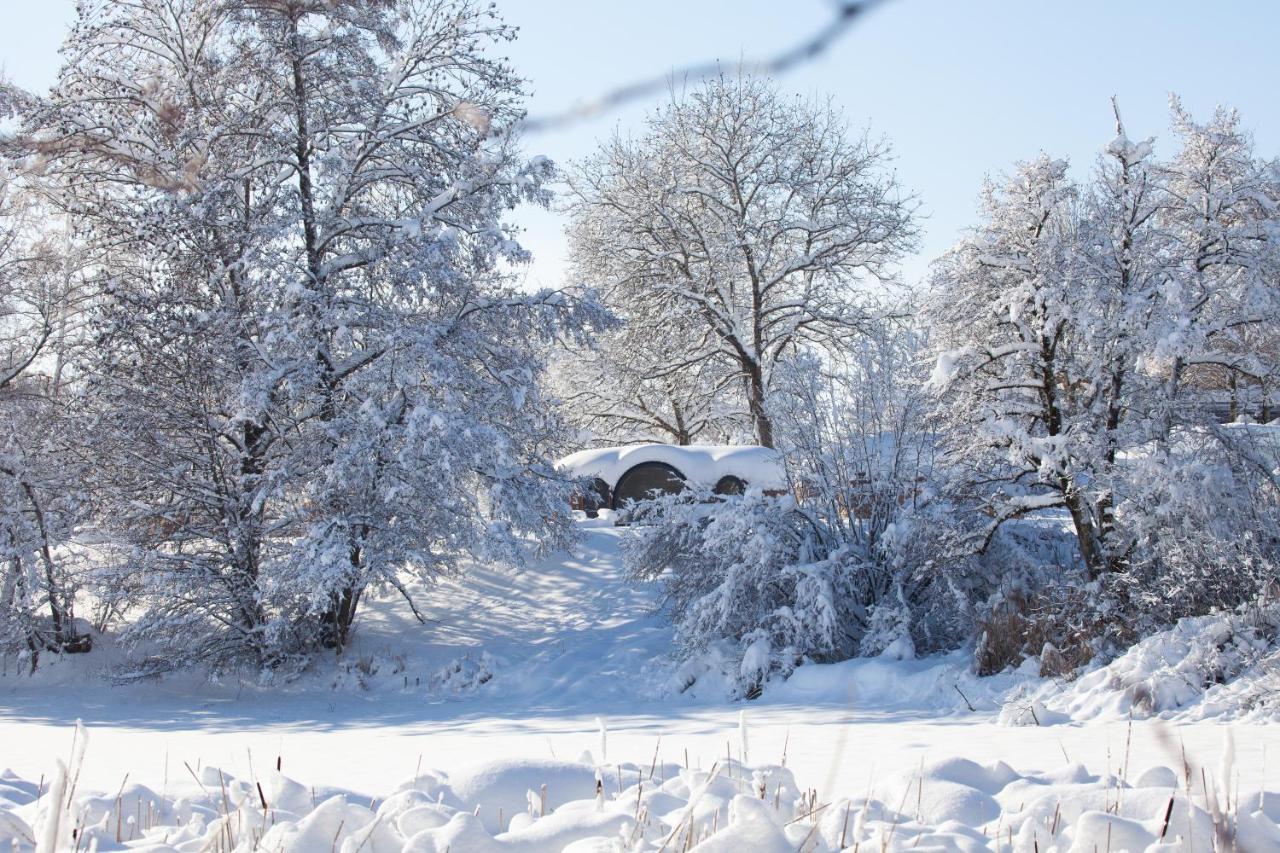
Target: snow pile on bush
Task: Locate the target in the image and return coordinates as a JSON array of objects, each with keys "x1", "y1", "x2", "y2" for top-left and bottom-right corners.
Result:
[
  {"x1": 624, "y1": 491, "x2": 881, "y2": 699},
  {"x1": 1017, "y1": 602, "x2": 1280, "y2": 724},
  {"x1": 3, "y1": 726, "x2": 1278, "y2": 851}
]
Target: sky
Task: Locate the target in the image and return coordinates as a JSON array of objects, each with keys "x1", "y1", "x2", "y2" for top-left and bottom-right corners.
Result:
[{"x1": 4, "y1": 0, "x2": 1278, "y2": 289}]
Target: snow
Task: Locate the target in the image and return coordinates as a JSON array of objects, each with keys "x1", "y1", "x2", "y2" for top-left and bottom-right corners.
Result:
[
  {"x1": 1, "y1": 725, "x2": 1276, "y2": 851},
  {"x1": 2, "y1": 521, "x2": 1279, "y2": 850},
  {"x1": 1019, "y1": 606, "x2": 1280, "y2": 724},
  {"x1": 1106, "y1": 131, "x2": 1156, "y2": 167},
  {"x1": 767, "y1": 650, "x2": 1033, "y2": 712},
  {"x1": 927, "y1": 346, "x2": 975, "y2": 390},
  {"x1": 556, "y1": 444, "x2": 787, "y2": 491}
]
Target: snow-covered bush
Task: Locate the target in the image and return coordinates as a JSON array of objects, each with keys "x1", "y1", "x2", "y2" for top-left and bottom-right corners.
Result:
[
  {"x1": 0, "y1": 409, "x2": 91, "y2": 667},
  {"x1": 1103, "y1": 427, "x2": 1280, "y2": 635},
  {"x1": 623, "y1": 330, "x2": 957, "y2": 695},
  {"x1": 625, "y1": 490, "x2": 874, "y2": 696},
  {"x1": 1018, "y1": 597, "x2": 1280, "y2": 721}
]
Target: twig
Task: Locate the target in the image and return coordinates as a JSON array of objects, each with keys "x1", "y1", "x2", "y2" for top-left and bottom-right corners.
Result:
[
  {"x1": 1158, "y1": 795, "x2": 1175, "y2": 839},
  {"x1": 510, "y1": 0, "x2": 893, "y2": 136}
]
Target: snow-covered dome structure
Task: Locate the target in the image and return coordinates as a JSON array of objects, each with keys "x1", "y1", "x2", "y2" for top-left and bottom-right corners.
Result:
[{"x1": 556, "y1": 444, "x2": 786, "y2": 515}]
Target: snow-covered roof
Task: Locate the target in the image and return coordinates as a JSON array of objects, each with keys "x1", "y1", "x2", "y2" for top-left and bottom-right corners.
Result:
[{"x1": 556, "y1": 444, "x2": 787, "y2": 491}]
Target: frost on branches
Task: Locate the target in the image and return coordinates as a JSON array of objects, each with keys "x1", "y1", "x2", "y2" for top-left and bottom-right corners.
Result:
[
  {"x1": 564, "y1": 73, "x2": 917, "y2": 449},
  {"x1": 623, "y1": 330, "x2": 947, "y2": 697},
  {"x1": 925, "y1": 101, "x2": 1280, "y2": 664},
  {"x1": 617, "y1": 99, "x2": 1280, "y2": 694},
  {"x1": 0, "y1": 88, "x2": 92, "y2": 666},
  {"x1": 550, "y1": 309, "x2": 748, "y2": 447},
  {"x1": 22, "y1": 0, "x2": 602, "y2": 670}
]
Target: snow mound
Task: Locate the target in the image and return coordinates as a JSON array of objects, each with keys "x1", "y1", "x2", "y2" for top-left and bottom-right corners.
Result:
[
  {"x1": 5, "y1": 726, "x2": 1272, "y2": 851},
  {"x1": 557, "y1": 444, "x2": 786, "y2": 491},
  {"x1": 766, "y1": 649, "x2": 1038, "y2": 714},
  {"x1": 1027, "y1": 605, "x2": 1280, "y2": 723},
  {"x1": 444, "y1": 758, "x2": 600, "y2": 833}
]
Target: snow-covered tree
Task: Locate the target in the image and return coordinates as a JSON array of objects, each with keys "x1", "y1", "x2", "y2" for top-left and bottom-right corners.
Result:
[
  {"x1": 235, "y1": 0, "x2": 596, "y2": 652},
  {"x1": 565, "y1": 73, "x2": 917, "y2": 448},
  {"x1": 0, "y1": 86, "x2": 92, "y2": 664},
  {"x1": 926, "y1": 100, "x2": 1280, "y2": 636},
  {"x1": 34, "y1": 0, "x2": 598, "y2": 667},
  {"x1": 925, "y1": 154, "x2": 1105, "y2": 569},
  {"x1": 1155, "y1": 99, "x2": 1280, "y2": 432},
  {"x1": 27, "y1": 0, "x2": 299, "y2": 666},
  {"x1": 551, "y1": 310, "x2": 747, "y2": 447},
  {"x1": 637, "y1": 100, "x2": 1280, "y2": 683}
]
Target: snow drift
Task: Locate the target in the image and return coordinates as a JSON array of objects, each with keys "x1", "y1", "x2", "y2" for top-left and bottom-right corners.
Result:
[
  {"x1": 1013, "y1": 602, "x2": 1280, "y2": 724},
  {"x1": 1, "y1": 726, "x2": 1274, "y2": 852}
]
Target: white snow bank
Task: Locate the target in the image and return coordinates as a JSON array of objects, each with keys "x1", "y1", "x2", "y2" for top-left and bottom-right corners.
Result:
[
  {"x1": 2, "y1": 725, "x2": 1272, "y2": 852},
  {"x1": 763, "y1": 649, "x2": 1040, "y2": 715},
  {"x1": 1020, "y1": 604, "x2": 1280, "y2": 724},
  {"x1": 557, "y1": 444, "x2": 787, "y2": 491},
  {"x1": 751, "y1": 604, "x2": 1280, "y2": 728}
]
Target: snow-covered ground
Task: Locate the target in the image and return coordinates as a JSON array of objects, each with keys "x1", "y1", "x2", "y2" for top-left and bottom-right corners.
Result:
[
  {"x1": 2, "y1": 519, "x2": 1278, "y2": 850},
  {"x1": 5, "y1": 725, "x2": 1279, "y2": 851}
]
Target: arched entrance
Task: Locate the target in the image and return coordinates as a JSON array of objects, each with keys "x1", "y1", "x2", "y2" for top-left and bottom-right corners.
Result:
[
  {"x1": 611, "y1": 461, "x2": 687, "y2": 509},
  {"x1": 713, "y1": 475, "x2": 746, "y2": 496}
]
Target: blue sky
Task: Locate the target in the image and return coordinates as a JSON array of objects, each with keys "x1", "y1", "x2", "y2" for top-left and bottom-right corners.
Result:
[{"x1": 5, "y1": 0, "x2": 1278, "y2": 288}]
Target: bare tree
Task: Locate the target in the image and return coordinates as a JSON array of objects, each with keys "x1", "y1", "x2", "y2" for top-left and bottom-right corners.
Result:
[
  {"x1": 565, "y1": 73, "x2": 916, "y2": 447},
  {"x1": 550, "y1": 310, "x2": 748, "y2": 446}
]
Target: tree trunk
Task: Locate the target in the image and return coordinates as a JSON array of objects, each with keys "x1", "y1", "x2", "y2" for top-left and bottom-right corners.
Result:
[
  {"x1": 230, "y1": 419, "x2": 269, "y2": 646},
  {"x1": 20, "y1": 480, "x2": 90, "y2": 654},
  {"x1": 286, "y1": 9, "x2": 363, "y2": 653},
  {"x1": 746, "y1": 362, "x2": 774, "y2": 448},
  {"x1": 1061, "y1": 480, "x2": 1105, "y2": 580},
  {"x1": 1039, "y1": 340, "x2": 1106, "y2": 579},
  {"x1": 320, "y1": 536, "x2": 365, "y2": 652},
  {"x1": 670, "y1": 401, "x2": 692, "y2": 446}
]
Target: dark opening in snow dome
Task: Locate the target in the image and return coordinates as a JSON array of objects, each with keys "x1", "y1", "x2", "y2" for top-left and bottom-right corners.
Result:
[
  {"x1": 579, "y1": 477, "x2": 612, "y2": 518},
  {"x1": 611, "y1": 461, "x2": 687, "y2": 508},
  {"x1": 713, "y1": 474, "x2": 746, "y2": 496}
]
